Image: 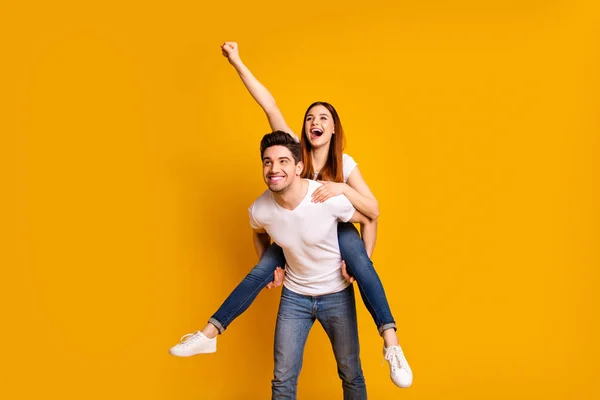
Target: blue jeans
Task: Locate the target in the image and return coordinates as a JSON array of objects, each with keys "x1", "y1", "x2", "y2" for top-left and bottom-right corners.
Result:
[
  {"x1": 272, "y1": 285, "x2": 367, "y2": 400},
  {"x1": 209, "y1": 223, "x2": 396, "y2": 335}
]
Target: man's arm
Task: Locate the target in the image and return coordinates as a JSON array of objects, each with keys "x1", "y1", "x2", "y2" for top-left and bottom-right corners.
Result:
[
  {"x1": 252, "y1": 228, "x2": 271, "y2": 259},
  {"x1": 348, "y1": 211, "x2": 378, "y2": 258},
  {"x1": 252, "y1": 228, "x2": 285, "y2": 289}
]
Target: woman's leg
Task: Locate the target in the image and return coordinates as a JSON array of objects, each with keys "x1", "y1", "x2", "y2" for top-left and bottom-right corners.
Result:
[
  {"x1": 209, "y1": 242, "x2": 286, "y2": 334},
  {"x1": 170, "y1": 243, "x2": 285, "y2": 357},
  {"x1": 337, "y1": 222, "x2": 396, "y2": 336},
  {"x1": 337, "y1": 222, "x2": 412, "y2": 388}
]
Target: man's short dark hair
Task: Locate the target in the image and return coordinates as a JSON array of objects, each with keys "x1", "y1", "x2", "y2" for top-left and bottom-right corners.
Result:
[{"x1": 260, "y1": 131, "x2": 302, "y2": 163}]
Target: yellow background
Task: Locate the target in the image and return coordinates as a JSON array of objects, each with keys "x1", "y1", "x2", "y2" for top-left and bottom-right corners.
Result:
[{"x1": 2, "y1": 1, "x2": 599, "y2": 399}]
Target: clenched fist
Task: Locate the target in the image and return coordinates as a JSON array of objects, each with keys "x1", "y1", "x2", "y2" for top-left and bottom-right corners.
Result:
[{"x1": 221, "y1": 41, "x2": 241, "y2": 66}]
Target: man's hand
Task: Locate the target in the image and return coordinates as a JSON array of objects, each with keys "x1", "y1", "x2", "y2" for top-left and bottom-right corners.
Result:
[
  {"x1": 221, "y1": 41, "x2": 241, "y2": 66},
  {"x1": 265, "y1": 266, "x2": 285, "y2": 289},
  {"x1": 341, "y1": 261, "x2": 355, "y2": 283}
]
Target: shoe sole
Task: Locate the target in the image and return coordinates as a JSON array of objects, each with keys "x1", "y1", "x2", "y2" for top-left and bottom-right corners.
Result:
[{"x1": 169, "y1": 348, "x2": 217, "y2": 357}]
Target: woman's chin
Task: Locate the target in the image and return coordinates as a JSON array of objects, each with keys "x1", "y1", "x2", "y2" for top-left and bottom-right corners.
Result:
[{"x1": 309, "y1": 138, "x2": 330, "y2": 148}]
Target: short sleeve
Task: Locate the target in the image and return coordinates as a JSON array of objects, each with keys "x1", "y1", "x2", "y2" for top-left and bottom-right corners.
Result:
[
  {"x1": 342, "y1": 154, "x2": 358, "y2": 183},
  {"x1": 248, "y1": 203, "x2": 262, "y2": 229},
  {"x1": 327, "y1": 194, "x2": 356, "y2": 223}
]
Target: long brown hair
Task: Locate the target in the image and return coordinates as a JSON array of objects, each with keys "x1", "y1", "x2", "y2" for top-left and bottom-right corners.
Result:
[{"x1": 300, "y1": 102, "x2": 345, "y2": 183}]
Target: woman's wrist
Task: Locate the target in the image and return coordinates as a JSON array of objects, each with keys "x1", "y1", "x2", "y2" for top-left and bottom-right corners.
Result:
[
  {"x1": 341, "y1": 183, "x2": 350, "y2": 195},
  {"x1": 231, "y1": 59, "x2": 245, "y2": 71}
]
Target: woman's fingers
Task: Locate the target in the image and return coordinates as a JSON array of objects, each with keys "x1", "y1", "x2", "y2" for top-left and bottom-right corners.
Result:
[{"x1": 312, "y1": 187, "x2": 330, "y2": 203}]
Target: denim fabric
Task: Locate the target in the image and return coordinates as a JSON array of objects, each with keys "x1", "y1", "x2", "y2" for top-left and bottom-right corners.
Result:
[
  {"x1": 272, "y1": 286, "x2": 367, "y2": 400},
  {"x1": 210, "y1": 223, "x2": 396, "y2": 335},
  {"x1": 337, "y1": 222, "x2": 396, "y2": 334},
  {"x1": 209, "y1": 243, "x2": 285, "y2": 333}
]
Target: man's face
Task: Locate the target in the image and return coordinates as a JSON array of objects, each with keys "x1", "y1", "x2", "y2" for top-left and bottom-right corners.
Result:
[{"x1": 262, "y1": 145, "x2": 302, "y2": 193}]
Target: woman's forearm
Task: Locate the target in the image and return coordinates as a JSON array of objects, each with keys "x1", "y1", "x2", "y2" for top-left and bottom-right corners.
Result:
[
  {"x1": 229, "y1": 60, "x2": 293, "y2": 135},
  {"x1": 222, "y1": 42, "x2": 294, "y2": 136},
  {"x1": 360, "y1": 218, "x2": 378, "y2": 258},
  {"x1": 343, "y1": 185, "x2": 380, "y2": 220},
  {"x1": 231, "y1": 60, "x2": 278, "y2": 113}
]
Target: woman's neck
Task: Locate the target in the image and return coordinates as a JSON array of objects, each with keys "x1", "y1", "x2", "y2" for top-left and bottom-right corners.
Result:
[{"x1": 311, "y1": 143, "x2": 330, "y2": 173}]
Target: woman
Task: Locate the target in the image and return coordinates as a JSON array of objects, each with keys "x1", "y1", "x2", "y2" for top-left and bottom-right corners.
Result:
[{"x1": 169, "y1": 42, "x2": 412, "y2": 388}]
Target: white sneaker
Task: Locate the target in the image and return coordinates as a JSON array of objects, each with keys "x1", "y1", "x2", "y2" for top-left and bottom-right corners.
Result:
[
  {"x1": 383, "y1": 345, "x2": 413, "y2": 388},
  {"x1": 169, "y1": 331, "x2": 216, "y2": 357}
]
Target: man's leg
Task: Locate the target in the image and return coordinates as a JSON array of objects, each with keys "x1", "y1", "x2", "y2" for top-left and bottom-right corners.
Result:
[
  {"x1": 272, "y1": 287, "x2": 315, "y2": 400},
  {"x1": 317, "y1": 285, "x2": 367, "y2": 400}
]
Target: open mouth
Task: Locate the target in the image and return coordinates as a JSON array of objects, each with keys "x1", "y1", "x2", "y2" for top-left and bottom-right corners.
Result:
[
  {"x1": 268, "y1": 175, "x2": 285, "y2": 183},
  {"x1": 310, "y1": 127, "x2": 323, "y2": 139}
]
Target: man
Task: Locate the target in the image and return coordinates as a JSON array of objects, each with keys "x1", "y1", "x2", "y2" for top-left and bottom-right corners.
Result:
[{"x1": 248, "y1": 131, "x2": 374, "y2": 399}]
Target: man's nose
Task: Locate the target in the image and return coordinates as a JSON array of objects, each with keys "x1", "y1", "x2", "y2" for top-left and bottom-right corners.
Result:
[{"x1": 270, "y1": 163, "x2": 282, "y2": 173}]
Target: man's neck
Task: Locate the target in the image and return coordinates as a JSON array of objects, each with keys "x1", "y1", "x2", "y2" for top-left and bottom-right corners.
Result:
[
  {"x1": 311, "y1": 143, "x2": 331, "y2": 173},
  {"x1": 273, "y1": 178, "x2": 308, "y2": 210}
]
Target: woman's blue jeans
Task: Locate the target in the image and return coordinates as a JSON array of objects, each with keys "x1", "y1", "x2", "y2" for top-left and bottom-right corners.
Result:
[{"x1": 209, "y1": 222, "x2": 396, "y2": 335}]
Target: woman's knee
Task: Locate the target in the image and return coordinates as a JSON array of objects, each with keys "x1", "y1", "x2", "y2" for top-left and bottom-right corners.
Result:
[{"x1": 259, "y1": 243, "x2": 286, "y2": 270}]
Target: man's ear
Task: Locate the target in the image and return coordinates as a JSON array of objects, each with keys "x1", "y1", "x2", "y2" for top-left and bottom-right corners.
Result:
[{"x1": 296, "y1": 161, "x2": 304, "y2": 176}]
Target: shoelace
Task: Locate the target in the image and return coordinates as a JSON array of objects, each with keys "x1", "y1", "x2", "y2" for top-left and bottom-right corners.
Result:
[
  {"x1": 383, "y1": 347, "x2": 407, "y2": 372},
  {"x1": 179, "y1": 331, "x2": 201, "y2": 346}
]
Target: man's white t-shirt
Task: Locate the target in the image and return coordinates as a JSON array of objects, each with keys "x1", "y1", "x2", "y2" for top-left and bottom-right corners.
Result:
[{"x1": 249, "y1": 180, "x2": 356, "y2": 296}]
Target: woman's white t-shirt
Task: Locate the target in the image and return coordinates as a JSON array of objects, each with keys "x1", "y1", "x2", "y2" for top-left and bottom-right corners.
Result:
[
  {"x1": 313, "y1": 154, "x2": 358, "y2": 183},
  {"x1": 289, "y1": 133, "x2": 358, "y2": 182}
]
